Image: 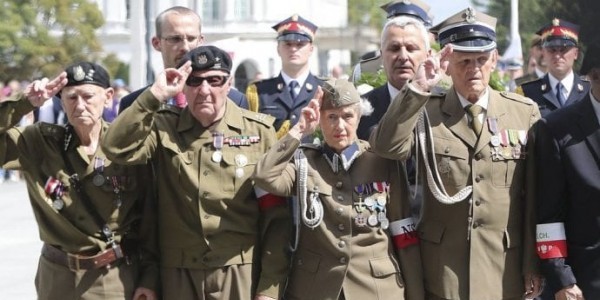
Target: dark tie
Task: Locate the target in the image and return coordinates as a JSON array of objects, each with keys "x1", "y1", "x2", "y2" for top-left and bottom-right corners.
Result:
[
  {"x1": 289, "y1": 80, "x2": 299, "y2": 100},
  {"x1": 466, "y1": 104, "x2": 483, "y2": 136},
  {"x1": 556, "y1": 82, "x2": 566, "y2": 106}
]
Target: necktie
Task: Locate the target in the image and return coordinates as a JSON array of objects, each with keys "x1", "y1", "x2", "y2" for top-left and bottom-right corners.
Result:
[
  {"x1": 466, "y1": 104, "x2": 483, "y2": 136},
  {"x1": 289, "y1": 80, "x2": 299, "y2": 100},
  {"x1": 556, "y1": 82, "x2": 566, "y2": 106}
]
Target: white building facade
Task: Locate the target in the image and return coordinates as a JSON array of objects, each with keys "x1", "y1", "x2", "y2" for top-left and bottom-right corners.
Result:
[{"x1": 94, "y1": 0, "x2": 376, "y2": 92}]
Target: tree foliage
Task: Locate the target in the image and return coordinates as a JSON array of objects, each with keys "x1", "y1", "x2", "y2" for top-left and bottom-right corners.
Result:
[{"x1": 0, "y1": 0, "x2": 105, "y2": 82}]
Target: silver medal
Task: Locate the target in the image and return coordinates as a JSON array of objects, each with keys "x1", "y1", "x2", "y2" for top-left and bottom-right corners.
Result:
[
  {"x1": 490, "y1": 135, "x2": 501, "y2": 147},
  {"x1": 377, "y1": 196, "x2": 387, "y2": 206},
  {"x1": 380, "y1": 218, "x2": 390, "y2": 230},
  {"x1": 234, "y1": 154, "x2": 248, "y2": 167},
  {"x1": 52, "y1": 199, "x2": 64, "y2": 210},
  {"x1": 368, "y1": 214, "x2": 379, "y2": 226},
  {"x1": 235, "y1": 167, "x2": 245, "y2": 178},
  {"x1": 92, "y1": 174, "x2": 105, "y2": 186},
  {"x1": 364, "y1": 197, "x2": 375, "y2": 210},
  {"x1": 212, "y1": 151, "x2": 222, "y2": 163}
]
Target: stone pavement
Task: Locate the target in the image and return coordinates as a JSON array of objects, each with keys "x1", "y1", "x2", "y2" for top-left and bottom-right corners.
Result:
[{"x1": 0, "y1": 180, "x2": 39, "y2": 299}]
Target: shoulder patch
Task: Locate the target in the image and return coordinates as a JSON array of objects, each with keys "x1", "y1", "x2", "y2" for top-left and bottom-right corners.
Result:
[
  {"x1": 514, "y1": 73, "x2": 538, "y2": 86},
  {"x1": 499, "y1": 91, "x2": 534, "y2": 105}
]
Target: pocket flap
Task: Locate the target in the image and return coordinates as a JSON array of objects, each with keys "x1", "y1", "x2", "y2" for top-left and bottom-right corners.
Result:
[
  {"x1": 419, "y1": 221, "x2": 446, "y2": 244},
  {"x1": 369, "y1": 256, "x2": 400, "y2": 278},
  {"x1": 433, "y1": 136, "x2": 469, "y2": 160}
]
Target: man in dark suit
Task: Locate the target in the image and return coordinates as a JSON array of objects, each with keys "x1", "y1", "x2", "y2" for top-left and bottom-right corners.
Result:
[
  {"x1": 119, "y1": 6, "x2": 247, "y2": 114},
  {"x1": 356, "y1": 0, "x2": 432, "y2": 140},
  {"x1": 535, "y1": 43, "x2": 600, "y2": 300},
  {"x1": 245, "y1": 14, "x2": 322, "y2": 139},
  {"x1": 520, "y1": 19, "x2": 590, "y2": 118}
]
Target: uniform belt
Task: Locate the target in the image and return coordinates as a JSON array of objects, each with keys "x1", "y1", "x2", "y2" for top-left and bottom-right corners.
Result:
[{"x1": 41, "y1": 243, "x2": 125, "y2": 271}]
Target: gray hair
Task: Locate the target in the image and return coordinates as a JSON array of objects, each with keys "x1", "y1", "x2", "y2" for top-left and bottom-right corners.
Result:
[{"x1": 381, "y1": 15, "x2": 430, "y2": 51}]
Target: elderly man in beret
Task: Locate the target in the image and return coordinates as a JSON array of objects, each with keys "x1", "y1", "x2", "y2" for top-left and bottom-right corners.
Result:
[
  {"x1": 370, "y1": 7, "x2": 543, "y2": 299},
  {"x1": 102, "y1": 45, "x2": 290, "y2": 300},
  {"x1": 0, "y1": 62, "x2": 158, "y2": 299},
  {"x1": 534, "y1": 43, "x2": 600, "y2": 300}
]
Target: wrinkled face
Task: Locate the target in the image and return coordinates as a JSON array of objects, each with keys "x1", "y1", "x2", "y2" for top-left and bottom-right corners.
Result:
[
  {"x1": 184, "y1": 70, "x2": 231, "y2": 124},
  {"x1": 382, "y1": 24, "x2": 430, "y2": 90},
  {"x1": 543, "y1": 46, "x2": 578, "y2": 79},
  {"x1": 446, "y1": 50, "x2": 498, "y2": 102},
  {"x1": 152, "y1": 13, "x2": 203, "y2": 68},
  {"x1": 277, "y1": 40, "x2": 314, "y2": 69},
  {"x1": 61, "y1": 84, "x2": 113, "y2": 127},
  {"x1": 320, "y1": 105, "x2": 360, "y2": 153}
]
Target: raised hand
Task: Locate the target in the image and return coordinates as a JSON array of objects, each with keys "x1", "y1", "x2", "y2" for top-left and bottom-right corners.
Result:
[
  {"x1": 413, "y1": 44, "x2": 453, "y2": 93},
  {"x1": 149, "y1": 61, "x2": 192, "y2": 102},
  {"x1": 289, "y1": 86, "x2": 323, "y2": 139},
  {"x1": 23, "y1": 72, "x2": 68, "y2": 107}
]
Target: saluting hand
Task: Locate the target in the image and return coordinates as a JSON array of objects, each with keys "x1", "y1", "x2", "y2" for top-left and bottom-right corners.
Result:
[
  {"x1": 289, "y1": 86, "x2": 323, "y2": 140},
  {"x1": 149, "y1": 61, "x2": 192, "y2": 103},
  {"x1": 24, "y1": 72, "x2": 68, "y2": 107},
  {"x1": 413, "y1": 44, "x2": 452, "y2": 93}
]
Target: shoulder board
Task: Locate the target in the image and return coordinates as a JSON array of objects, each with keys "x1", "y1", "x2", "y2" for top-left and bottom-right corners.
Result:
[
  {"x1": 514, "y1": 73, "x2": 538, "y2": 86},
  {"x1": 39, "y1": 123, "x2": 65, "y2": 138},
  {"x1": 158, "y1": 104, "x2": 182, "y2": 115},
  {"x1": 299, "y1": 143, "x2": 322, "y2": 151},
  {"x1": 242, "y1": 111, "x2": 275, "y2": 126},
  {"x1": 254, "y1": 76, "x2": 278, "y2": 87},
  {"x1": 499, "y1": 91, "x2": 534, "y2": 105},
  {"x1": 520, "y1": 77, "x2": 543, "y2": 87},
  {"x1": 359, "y1": 50, "x2": 381, "y2": 62}
]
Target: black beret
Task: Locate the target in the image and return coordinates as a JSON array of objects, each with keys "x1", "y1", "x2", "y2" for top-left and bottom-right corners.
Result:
[
  {"x1": 179, "y1": 45, "x2": 232, "y2": 74},
  {"x1": 64, "y1": 62, "x2": 110, "y2": 89}
]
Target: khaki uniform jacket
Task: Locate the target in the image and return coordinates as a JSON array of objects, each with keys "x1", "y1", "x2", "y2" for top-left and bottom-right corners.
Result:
[
  {"x1": 0, "y1": 94, "x2": 159, "y2": 291},
  {"x1": 101, "y1": 89, "x2": 290, "y2": 298},
  {"x1": 253, "y1": 134, "x2": 424, "y2": 300},
  {"x1": 370, "y1": 85, "x2": 540, "y2": 300}
]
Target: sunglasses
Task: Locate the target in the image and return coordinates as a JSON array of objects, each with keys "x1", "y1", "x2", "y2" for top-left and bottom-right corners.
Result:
[{"x1": 185, "y1": 75, "x2": 229, "y2": 87}]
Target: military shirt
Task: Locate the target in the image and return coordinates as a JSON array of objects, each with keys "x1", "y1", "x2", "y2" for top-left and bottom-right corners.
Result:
[
  {"x1": 101, "y1": 89, "x2": 290, "y2": 298},
  {"x1": 370, "y1": 84, "x2": 540, "y2": 299},
  {"x1": 0, "y1": 94, "x2": 158, "y2": 290},
  {"x1": 253, "y1": 134, "x2": 424, "y2": 300}
]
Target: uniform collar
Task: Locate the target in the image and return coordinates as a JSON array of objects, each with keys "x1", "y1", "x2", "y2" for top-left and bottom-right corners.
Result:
[
  {"x1": 281, "y1": 70, "x2": 310, "y2": 89},
  {"x1": 548, "y1": 71, "x2": 574, "y2": 95},
  {"x1": 322, "y1": 141, "x2": 361, "y2": 173},
  {"x1": 457, "y1": 87, "x2": 490, "y2": 111},
  {"x1": 177, "y1": 100, "x2": 244, "y2": 134}
]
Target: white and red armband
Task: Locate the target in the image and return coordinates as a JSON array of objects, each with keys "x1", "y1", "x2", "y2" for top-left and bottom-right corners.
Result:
[
  {"x1": 536, "y1": 222, "x2": 568, "y2": 259},
  {"x1": 255, "y1": 187, "x2": 286, "y2": 212},
  {"x1": 390, "y1": 217, "x2": 419, "y2": 249}
]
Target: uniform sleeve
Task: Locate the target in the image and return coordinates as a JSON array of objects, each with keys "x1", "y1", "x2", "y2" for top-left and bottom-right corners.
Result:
[
  {"x1": 0, "y1": 93, "x2": 37, "y2": 170},
  {"x1": 369, "y1": 83, "x2": 430, "y2": 161},
  {"x1": 253, "y1": 133, "x2": 300, "y2": 197},
  {"x1": 253, "y1": 128, "x2": 293, "y2": 298},
  {"x1": 101, "y1": 89, "x2": 159, "y2": 165},
  {"x1": 534, "y1": 118, "x2": 575, "y2": 291},
  {"x1": 386, "y1": 160, "x2": 425, "y2": 300}
]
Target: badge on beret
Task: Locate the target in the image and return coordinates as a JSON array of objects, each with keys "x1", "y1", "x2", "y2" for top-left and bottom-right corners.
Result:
[
  {"x1": 465, "y1": 7, "x2": 476, "y2": 23},
  {"x1": 214, "y1": 57, "x2": 221, "y2": 69},
  {"x1": 73, "y1": 65, "x2": 85, "y2": 81},
  {"x1": 197, "y1": 54, "x2": 208, "y2": 65}
]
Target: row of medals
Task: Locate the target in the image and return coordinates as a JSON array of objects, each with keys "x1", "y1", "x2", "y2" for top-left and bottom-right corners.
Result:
[
  {"x1": 212, "y1": 133, "x2": 258, "y2": 178},
  {"x1": 354, "y1": 194, "x2": 389, "y2": 229},
  {"x1": 489, "y1": 128, "x2": 527, "y2": 160}
]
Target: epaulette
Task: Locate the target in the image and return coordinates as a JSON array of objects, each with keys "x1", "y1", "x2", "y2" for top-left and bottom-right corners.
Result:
[
  {"x1": 254, "y1": 76, "x2": 278, "y2": 88},
  {"x1": 359, "y1": 50, "x2": 381, "y2": 63},
  {"x1": 39, "y1": 123, "x2": 65, "y2": 138},
  {"x1": 299, "y1": 143, "x2": 322, "y2": 151},
  {"x1": 158, "y1": 104, "x2": 182, "y2": 115},
  {"x1": 499, "y1": 91, "x2": 534, "y2": 105},
  {"x1": 520, "y1": 77, "x2": 543, "y2": 87},
  {"x1": 242, "y1": 111, "x2": 276, "y2": 127},
  {"x1": 514, "y1": 73, "x2": 538, "y2": 86}
]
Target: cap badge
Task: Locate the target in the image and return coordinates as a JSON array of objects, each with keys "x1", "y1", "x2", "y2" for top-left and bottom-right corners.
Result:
[
  {"x1": 214, "y1": 57, "x2": 221, "y2": 68},
  {"x1": 552, "y1": 18, "x2": 560, "y2": 26},
  {"x1": 73, "y1": 65, "x2": 85, "y2": 81},
  {"x1": 292, "y1": 14, "x2": 299, "y2": 22},
  {"x1": 465, "y1": 7, "x2": 476, "y2": 24},
  {"x1": 85, "y1": 69, "x2": 96, "y2": 82},
  {"x1": 197, "y1": 54, "x2": 208, "y2": 65}
]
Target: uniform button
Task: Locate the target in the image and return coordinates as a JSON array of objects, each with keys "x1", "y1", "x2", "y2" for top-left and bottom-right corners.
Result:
[
  {"x1": 336, "y1": 195, "x2": 344, "y2": 202},
  {"x1": 204, "y1": 214, "x2": 210, "y2": 219},
  {"x1": 338, "y1": 224, "x2": 345, "y2": 231},
  {"x1": 202, "y1": 192, "x2": 209, "y2": 198},
  {"x1": 473, "y1": 221, "x2": 480, "y2": 229},
  {"x1": 475, "y1": 175, "x2": 483, "y2": 182},
  {"x1": 203, "y1": 170, "x2": 210, "y2": 176},
  {"x1": 202, "y1": 256, "x2": 209, "y2": 262},
  {"x1": 475, "y1": 199, "x2": 481, "y2": 206},
  {"x1": 339, "y1": 257, "x2": 347, "y2": 264},
  {"x1": 338, "y1": 241, "x2": 346, "y2": 248},
  {"x1": 335, "y1": 181, "x2": 343, "y2": 189},
  {"x1": 335, "y1": 207, "x2": 343, "y2": 215},
  {"x1": 444, "y1": 147, "x2": 450, "y2": 154},
  {"x1": 297, "y1": 259, "x2": 303, "y2": 266},
  {"x1": 475, "y1": 153, "x2": 483, "y2": 160}
]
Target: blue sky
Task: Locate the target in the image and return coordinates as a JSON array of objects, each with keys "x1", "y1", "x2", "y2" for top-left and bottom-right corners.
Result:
[{"x1": 428, "y1": 0, "x2": 474, "y2": 25}]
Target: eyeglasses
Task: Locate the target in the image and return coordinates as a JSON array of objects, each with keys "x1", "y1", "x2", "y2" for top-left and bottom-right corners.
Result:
[
  {"x1": 161, "y1": 35, "x2": 200, "y2": 45},
  {"x1": 186, "y1": 75, "x2": 229, "y2": 87}
]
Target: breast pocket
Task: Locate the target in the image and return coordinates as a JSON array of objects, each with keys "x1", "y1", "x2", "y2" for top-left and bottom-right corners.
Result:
[
  {"x1": 491, "y1": 158, "x2": 525, "y2": 188},
  {"x1": 222, "y1": 150, "x2": 261, "y2": 193},
  {"x1": 432, "y1": 136, "x2": 470, "y2": 189},
  {"x1": 162, "y1": 142, "x2": 196, "y2": 193}
]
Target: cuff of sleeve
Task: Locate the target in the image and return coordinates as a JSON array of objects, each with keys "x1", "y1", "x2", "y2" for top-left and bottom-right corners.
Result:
[{"x1": 540, "y1": 258, "x2": 577, "y2": 293}]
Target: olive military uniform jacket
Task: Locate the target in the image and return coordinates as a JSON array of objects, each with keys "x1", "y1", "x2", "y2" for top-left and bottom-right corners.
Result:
[
  {"x1": 370, "y1": 84, "x2": 540, "y2": 300},
  {"x1": 101, "y1": 89, "x2": 291, "y2": 298},
  {"x1": 253, "y1": 134, "x2": 424, "y2": 300},
  {"x1": 0, "y1": 94, "x2": 159, "y2": 291}
]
